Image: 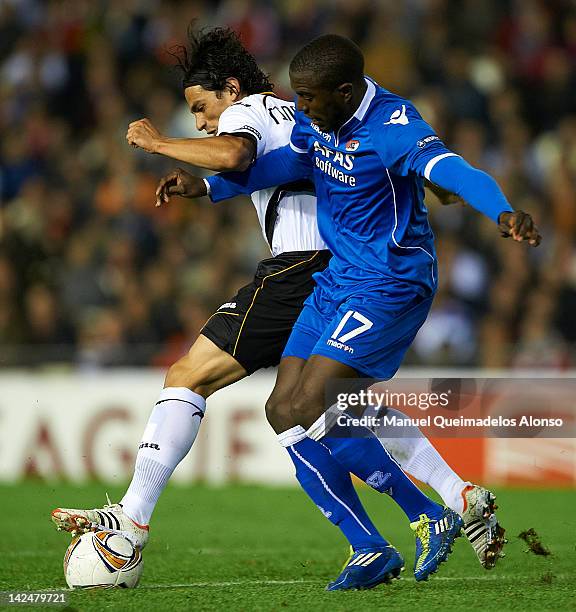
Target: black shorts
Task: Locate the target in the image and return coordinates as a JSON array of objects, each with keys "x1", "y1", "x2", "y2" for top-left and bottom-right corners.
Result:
[{"x1": 201, "y1": 249, "x2": 332, "y2": 374}]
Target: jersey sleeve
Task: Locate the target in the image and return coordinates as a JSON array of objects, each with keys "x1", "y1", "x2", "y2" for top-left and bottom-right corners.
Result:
[
  {"x1": 370, "y1": 101, "x2": 456, "y2": 177},
  {"x1": 372, "y1": 101, "x2": 514, "y2": 223},
  {"x1": 289, "y1": 110, "x2": 310, "y2": 155},
  {"x1": 206, "y1": 144, "x2": 312, "y2": 203},
  {"x1": 217, "y1": 101, "x2": 268, "y2": 158},
  {"x1": 427, "y1": 155, "x2": 514, "y2": 223}
]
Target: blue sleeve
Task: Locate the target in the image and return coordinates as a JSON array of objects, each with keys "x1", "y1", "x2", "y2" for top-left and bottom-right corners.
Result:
[
  {"x1": 370, "y1": 101, "x2": 514, "y2": 223},
  {"x1": 206, "y1": 143, "x2": 311, "y2": 202},
  {"x1": 428, "y1": 155, "x2": 514, "y2": 223},
  {"x1": 207, "y1": 115, "x2": 312, "y2": 203},
  {"x1": 289, "y1": 107, "x2": 309, "y2": 153},
  {"x1": 371, "y1": 102, "x2": 455, "y2": 176}
]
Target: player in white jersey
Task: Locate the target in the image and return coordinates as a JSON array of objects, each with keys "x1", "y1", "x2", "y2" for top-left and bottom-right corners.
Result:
[{"x1": 52, "y1": 26, "x2": 504, "y2": 571}]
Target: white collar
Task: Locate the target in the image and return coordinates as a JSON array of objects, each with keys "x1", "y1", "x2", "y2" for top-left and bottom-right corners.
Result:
[
  {"x1": 335, "y1": 77, "x2": 375, "y2": 144},
  {"x1": 353, "y1": 77, "x2": 376, "y2": 122}
]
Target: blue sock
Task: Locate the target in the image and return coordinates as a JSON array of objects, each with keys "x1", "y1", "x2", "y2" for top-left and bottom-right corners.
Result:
[
  {"x1": 321, "y1": 430, "x2": 443, "y2": 523},
  {"x1": 279, "y1": 427, "x2": 388, "y2": 550}
]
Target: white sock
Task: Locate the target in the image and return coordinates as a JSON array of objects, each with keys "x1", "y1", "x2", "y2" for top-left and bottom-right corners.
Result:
[
  {"x1": 120, "y1": 387, "x2": 206, "y2": 525},
  {"x1": 277, "y1": 425, "x2": 307, "y2": 447},
  {"x1": 306, "y1": 406, "x2": 340, "y2": 441},
  {"x1": 375, "y1": 408, "x2": 469, "y2": 513}
]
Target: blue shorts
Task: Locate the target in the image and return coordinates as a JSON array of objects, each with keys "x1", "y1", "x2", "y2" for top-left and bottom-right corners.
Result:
[{"x1": 282, "y1": 281, "x2": 434, "y2": 379}]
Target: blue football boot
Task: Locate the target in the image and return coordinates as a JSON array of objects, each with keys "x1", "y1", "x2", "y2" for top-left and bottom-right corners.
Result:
[
  {"x1": 411, "y1": 507, "x2": 463, "y2": 581},
  {"x1": 326, "y1": 544, "x2": 404, "y2": 591}
]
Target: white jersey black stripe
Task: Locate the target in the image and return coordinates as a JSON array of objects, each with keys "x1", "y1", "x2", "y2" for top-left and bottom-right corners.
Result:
[{"x1": 217, "y1": 93, "x2": 327, "y2": 256}]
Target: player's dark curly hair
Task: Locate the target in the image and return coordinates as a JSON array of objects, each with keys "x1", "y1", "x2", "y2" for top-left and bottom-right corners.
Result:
[
  {"x1": 170, "y1": 25, "x2": 274, "y2": 96},
  {"x1": 289, "y1": 34, "x2": 364, "y2": 89}
]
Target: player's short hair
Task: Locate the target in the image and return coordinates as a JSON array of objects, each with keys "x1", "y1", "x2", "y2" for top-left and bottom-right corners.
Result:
[
  {"x1": 171, "y1": 25, "x2": 274, "y2": 95},
  {"x1": 289, "y1": 34, "x2": 364, "y2": 89}
]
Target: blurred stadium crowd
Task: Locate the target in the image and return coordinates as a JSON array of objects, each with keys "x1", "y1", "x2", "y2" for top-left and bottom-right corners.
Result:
[{"x1": 1, "y1": 0, "x2": 575, "y2": 369}]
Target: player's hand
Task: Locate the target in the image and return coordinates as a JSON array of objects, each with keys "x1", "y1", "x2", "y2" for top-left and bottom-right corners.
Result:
[
  {"x1": 126, "y1": 118, "x2": 163, "y2": 153},
  {"x1": 155, "y1": 168, "x2": 208, "y2": 207},
  {"x1": 498, "y1": 211, "x2": 541, "y2": 246}
]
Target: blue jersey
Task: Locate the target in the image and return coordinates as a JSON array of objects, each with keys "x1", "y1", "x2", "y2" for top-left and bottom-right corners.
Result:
[
  {"x1": 206, "y1": 76, "x2": 514, "y2": 375},
  {"x1": 207, "y1": 77, "x2": 513, "y2": 296},
  {"x1": 288, "y1": 77, "x2": 457, "y2": 294}
]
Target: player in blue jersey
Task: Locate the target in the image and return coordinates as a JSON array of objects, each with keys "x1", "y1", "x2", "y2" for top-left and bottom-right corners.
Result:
[
  {"x1": 154, "y1": 36, "x2": 540, "y2": 589},
  {"x1": 153, "y1": 35, "x2": 540, "y2": 589}
]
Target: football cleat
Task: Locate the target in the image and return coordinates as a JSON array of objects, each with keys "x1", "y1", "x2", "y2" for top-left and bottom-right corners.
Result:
[
  {"x1": 51, "y1": 496, "x2": 149, "y2": 550},
  {"x1": 326, "y1": 545, "x2": 404, "y2": 591},
  {"x1": 411, "y1": 507, "x2": 463, "y2": 581},
  {"x1": 461, "y1": 485, "x2": 507, "y2": 569}
]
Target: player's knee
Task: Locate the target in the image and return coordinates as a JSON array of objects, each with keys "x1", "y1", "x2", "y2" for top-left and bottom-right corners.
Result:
[
  {"x1": 164, "y1": 356, "x2": 212, "y2": 398},
  {"x1": 290, "y1": 382, "x2": 323, "y2": 428},
  {"x1": 265, "y1": 393, "x2": 294, "y2": 433}
]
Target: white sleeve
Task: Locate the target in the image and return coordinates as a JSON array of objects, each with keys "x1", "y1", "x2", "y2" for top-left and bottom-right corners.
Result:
[{"x1": 217, "y1": 101, "x2": 268, "y2": 158}]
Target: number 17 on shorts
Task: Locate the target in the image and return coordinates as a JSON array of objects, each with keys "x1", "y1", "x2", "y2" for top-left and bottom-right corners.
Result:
[
  {"x1": 314, "y1": 294, "x2": 433, "y2": 379},
  {"x1": 327, "y1": 310, "x2": 373, "y2": 353}
]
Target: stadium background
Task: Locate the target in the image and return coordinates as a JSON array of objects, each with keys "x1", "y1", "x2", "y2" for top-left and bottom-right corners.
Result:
[
  {"x1": 1, "y1": 3, "x2": 575, "y2": 609},
  {"x1": 1, "y1": 0, "x2": 575, "y2": 488}
]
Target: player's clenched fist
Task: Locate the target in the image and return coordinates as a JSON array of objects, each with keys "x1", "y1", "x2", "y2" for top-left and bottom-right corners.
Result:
[
  {"x1": 126, "y1": 118, "x2": 163, "y2": 153},
  {"x1": 155, "y1": 168, "x2": 207, "y2": 207},
  {"x1": 497, "y1": 211, "x2": 541, "y2": 246}
]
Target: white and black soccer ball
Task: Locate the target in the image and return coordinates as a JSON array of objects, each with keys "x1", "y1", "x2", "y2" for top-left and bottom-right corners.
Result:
[{"x1": 63, "y1": 530, "x2": 143, "y2": 589}]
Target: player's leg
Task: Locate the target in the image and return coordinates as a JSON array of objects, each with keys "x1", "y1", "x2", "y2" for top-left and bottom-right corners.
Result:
[
  {"x1": 292, "y1": 296, "x2": 449, "y2": 523},
  {"x1": 105, "y1": 253, "x2": 327, "y2": 542},
  {"x1": 291, "y1": 355, "x2": 444, "y2": 521},
  {"x1": 265, "y1": 356, "x2": 306, "y2": 433},
  {"x1": 117, "y1": 334, "x2": 247, "y2": 528},
  {"x1": 291, "y1": 292, "x2": 463, "y2": 580},
  {"x1": 51, "y1": 251, "x2": 329, "y2": 547},
  {"x1": 52, "y1": 272, "x2": 263, "y2": 545},
  {"x1": 51, "y1": 334, "x2": 247, "y2": 547},
  {"x1": 265, "y1": 299, "x2": 404, "y2": 589},
  {"x1": 373, "y1": 410, "x2": 505, "y2": 568},
  {"x1": 375, "y1": 410, "x2": 469, "y2": 513}
]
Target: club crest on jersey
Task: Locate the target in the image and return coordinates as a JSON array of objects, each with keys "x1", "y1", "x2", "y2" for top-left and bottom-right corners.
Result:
[{"x1": 345, "y1": 139, "x2": 360, "y2": 152}]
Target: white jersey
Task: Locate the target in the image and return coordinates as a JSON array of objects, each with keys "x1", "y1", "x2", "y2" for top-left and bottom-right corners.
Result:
[{"x1": 217, "y1": 93, "x2": 327, "y2": 256}]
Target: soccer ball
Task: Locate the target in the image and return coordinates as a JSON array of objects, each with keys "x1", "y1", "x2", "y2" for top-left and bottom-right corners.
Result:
[{"x1": 63, "y1": 530, "x2": 143, "y2": 589}]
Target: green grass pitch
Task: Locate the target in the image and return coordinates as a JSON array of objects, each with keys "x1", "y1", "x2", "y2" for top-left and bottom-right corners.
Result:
[{"x1": 0, "y1": 483, "x2": 574, "y2": 611}]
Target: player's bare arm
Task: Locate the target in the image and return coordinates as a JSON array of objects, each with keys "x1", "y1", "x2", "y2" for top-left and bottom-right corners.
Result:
[
  {"x1": 155, "y1": 168, "x2": 207, "y2": 207},
  {"x1": 424, "y1": 179, "x2": 463, "y2": 206},
  {"x1": 126, "y1": 118, "x2": 255, "y2": 172}
]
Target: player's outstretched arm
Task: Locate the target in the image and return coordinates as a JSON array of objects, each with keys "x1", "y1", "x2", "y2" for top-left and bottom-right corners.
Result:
[
  {"x1": 427, "y1": 155, "x2": 541, "y2": 246},
  {"x1": 127, "y1": 118, "x2": 255, "y2": 172},
  {"x1": 206, "y1": 143, "x2": 312, "y2": 203}
]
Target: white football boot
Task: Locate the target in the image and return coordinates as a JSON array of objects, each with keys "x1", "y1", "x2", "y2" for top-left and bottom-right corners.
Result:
[
  {"x1": 51, "y1": 495, "x2": 149, "y2": 550},
  {"x1": 461, "y1": 485, "x2": 506, "y2": 569}
]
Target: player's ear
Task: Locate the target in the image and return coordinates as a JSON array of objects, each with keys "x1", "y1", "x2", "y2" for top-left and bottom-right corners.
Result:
[
  {"x1": 335, "y1": 82, "x2": 353, "y2": 103},
  {"x1": 224, "y1": 77, "x2": 242, "y2": 101}
]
